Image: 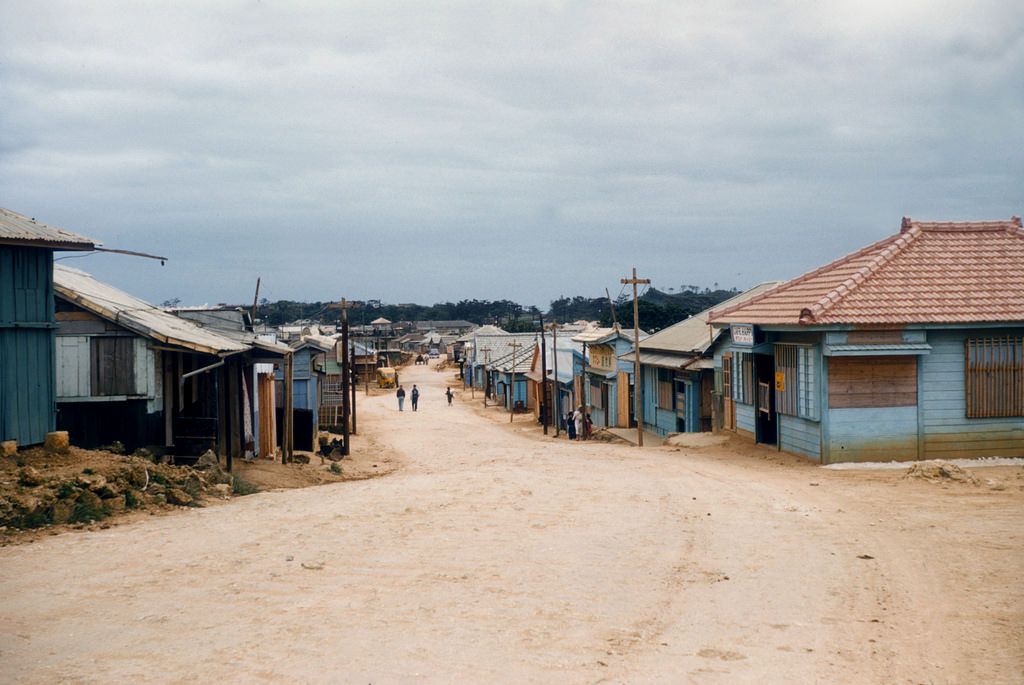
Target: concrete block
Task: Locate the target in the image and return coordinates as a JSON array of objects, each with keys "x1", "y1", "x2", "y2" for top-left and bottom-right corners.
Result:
[{"x1": 44, "y1": 431, "x2": 70, "y2": 454}]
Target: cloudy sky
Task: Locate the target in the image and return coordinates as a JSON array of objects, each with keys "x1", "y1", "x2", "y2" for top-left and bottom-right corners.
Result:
[{"x1": 2, "y1": 1, "x2": 1022, "y2": 310}]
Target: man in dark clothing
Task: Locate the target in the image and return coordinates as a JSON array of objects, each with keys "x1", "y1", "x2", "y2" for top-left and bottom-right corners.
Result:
[
  {"x1": 396, "y1": 385, "x2": 406, "y2": 411},
  {"x1": 445, "y1": 387, "x2": 454, "y2": 406},
  {"x1": 411, "y1": 384, "x2": 420, "y2": 411}
]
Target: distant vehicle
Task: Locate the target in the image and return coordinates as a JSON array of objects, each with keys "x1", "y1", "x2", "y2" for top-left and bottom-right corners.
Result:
[
  {"x1": 376, "y1": 367, "x2": 397, "y2": 388},
  {"x1": 428, "y1": 348, "x2": 439, "y2": 358}
]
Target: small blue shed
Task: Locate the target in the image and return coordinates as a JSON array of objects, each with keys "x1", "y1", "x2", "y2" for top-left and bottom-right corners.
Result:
[{"x1": 0, "y1": 207, "x2": 97, "y2": 446}]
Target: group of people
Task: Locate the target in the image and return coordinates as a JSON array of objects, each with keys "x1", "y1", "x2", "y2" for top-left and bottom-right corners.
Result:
[
  {"x1": 566, "y1": 405, "x2": 592, "y2": 440},
  {"x1": 397, "y1": 382, "x2": 591, "y2": 441},
  {"x1": 396, "y1": 384, "x2": 454, "y2": 411}
]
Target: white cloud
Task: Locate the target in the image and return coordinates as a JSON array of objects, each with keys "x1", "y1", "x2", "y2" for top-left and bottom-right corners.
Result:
[{"x1": 1, "y1": 0, "x2": 1022, "y2": 307}]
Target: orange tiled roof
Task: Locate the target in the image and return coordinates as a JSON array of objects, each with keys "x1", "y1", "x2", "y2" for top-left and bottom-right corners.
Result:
[{"x1": 709, "y1": 216, "x2": 1024, "y2": 326}]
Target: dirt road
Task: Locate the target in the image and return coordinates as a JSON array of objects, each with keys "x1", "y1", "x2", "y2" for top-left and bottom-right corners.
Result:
[{"x1": 2, "y1": 361, "x2": 1022, "y2": 683}]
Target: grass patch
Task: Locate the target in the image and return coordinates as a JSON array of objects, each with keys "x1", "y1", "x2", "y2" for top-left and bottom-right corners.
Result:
[
  {"x1": 8, "y1": 510, "x2": 50, "y2": 530},
  {"x1": 70, "y1": 499, "x2": 106, "y2": 524},
  {"x1": 124, "y1": 488, "x2": 140, "y2": 509},
  {"x1": 330, "y1": 462, "x2": 342, "y2": 475},
  {"x1": 230, "y1": 474, "x2": 259, "y2": 496}
]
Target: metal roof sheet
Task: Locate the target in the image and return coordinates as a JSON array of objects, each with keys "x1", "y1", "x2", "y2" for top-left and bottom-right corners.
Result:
[
  {"x1": 54, "y1": 265, "x2": 253, "y2": 356},
  {"x1": 0, "y1": 206, "x2": 99, "y2": 250},
  {"x1": 571, "y1": 325, "x2": 647, "y2": 344}
]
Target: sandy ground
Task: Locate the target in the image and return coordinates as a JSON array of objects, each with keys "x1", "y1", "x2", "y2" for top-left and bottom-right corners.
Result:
[{"x1": 1, "y1": 359, "x2": 1022, "y2": 684}]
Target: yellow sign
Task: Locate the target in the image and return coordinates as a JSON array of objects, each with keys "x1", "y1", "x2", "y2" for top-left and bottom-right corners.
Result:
[{"x1": 774, "y1": 372, "x2": 785, "y2": 392}]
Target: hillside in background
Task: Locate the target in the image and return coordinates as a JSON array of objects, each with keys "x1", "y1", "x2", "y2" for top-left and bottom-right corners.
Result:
[{"x1": 254, "y1": 286, "x2": 740, "y2": 334}]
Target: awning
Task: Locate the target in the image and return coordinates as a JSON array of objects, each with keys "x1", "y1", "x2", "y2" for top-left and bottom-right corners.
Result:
[
  {"x1": 824, "y1": 343, "x2": 932, "y2": 357},
  {"x1": 583, "y1": 365, "x2": 617, "y2": 378},
  {"x1": 627, "y1": 350, "x2": 695, "y2": 368}
]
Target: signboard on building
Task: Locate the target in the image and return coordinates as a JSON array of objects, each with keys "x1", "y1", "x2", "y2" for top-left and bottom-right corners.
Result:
[{"x1": 731, "y1": 323, "x2": 755, "y2": 346}]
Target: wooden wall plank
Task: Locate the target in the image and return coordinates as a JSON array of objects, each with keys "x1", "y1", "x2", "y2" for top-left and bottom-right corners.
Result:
[{"x1": 829, "y1": 356, "x2": 917, "y2": 408}]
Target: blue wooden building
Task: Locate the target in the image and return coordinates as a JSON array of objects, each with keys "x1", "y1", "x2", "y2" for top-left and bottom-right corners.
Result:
[
  {"x1": 0, "y1": 207, "x2": 97, "y2": 446},
  {"x1": 708, "y1": 217, "x2": 1024, "y2": 464},
  {"x1": 572, "y1": 326, "x2": 645, "y2": 429},
  {"x1": 628, "y1": 284, "x2": 780, "y2": 438}
]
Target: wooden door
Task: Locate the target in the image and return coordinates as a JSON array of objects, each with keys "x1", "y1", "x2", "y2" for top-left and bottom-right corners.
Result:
[{"x1": 722, "y1": 354, "x2": 735, "y2": 431}]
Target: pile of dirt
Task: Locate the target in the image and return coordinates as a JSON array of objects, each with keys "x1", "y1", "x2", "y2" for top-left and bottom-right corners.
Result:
[
  {"x1": 663, "y1": 433, "x2": 730, "y2": 449},
  {"x1": 903, "y1": 460, "x2": 980, "y2": 485},
  {"x1": 0, "y1": 445, "x2": 356, "y2": 545}
]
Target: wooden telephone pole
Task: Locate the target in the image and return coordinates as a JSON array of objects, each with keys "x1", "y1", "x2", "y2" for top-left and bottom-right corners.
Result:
[
  {"x1": 327, "y1": 299, "x2": 360, "y2": 455},
  {"x1": 546, "y1": 321, "x2": 561, "y2": 436},
  {"x1": 538, "y1": 315, "x2": 548, "y2": 434},
  {"x1": 621, "y1": 267, "x2": 650, "y2": 446}
]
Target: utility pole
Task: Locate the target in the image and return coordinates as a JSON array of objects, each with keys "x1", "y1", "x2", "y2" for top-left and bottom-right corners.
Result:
[
  {"x1": 250, "y1": 277, "x2": 261, "y2": 332},
  {"x1": 349, "y1": 337, "x2": 357, "y2": 435},
  {"x1": 509, "y1": 340, "x2": 523, "y2": 422},
  {"x1": 328, "y1": 299, "x2": 361, "y2": 455},
  {"x1": 481, "y1": 347, "x2": 491, "y2": 407},
  {"x1": 539, "y1": 314, "x2": 548, "y2": 434},
  {"x1": 621, "y1": 267, "x2": 650, "y2": 446},
  {"x1": 605, "y1": 287, "x2": 619, "y2": 328},
  {"x1": 547, "y1": 321, "x2": 560, "y2": 436},
  {"x1": 581, "y1": 341, "x2": 588, "y2": 440}
]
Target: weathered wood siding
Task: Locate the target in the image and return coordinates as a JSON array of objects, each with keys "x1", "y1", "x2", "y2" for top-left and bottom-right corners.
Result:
[
  {"x1": 828, "y1": 356, "x2": 917, "y2": 408},
  {"x1": 920, "y1": 329, "x2": 1024, "y2": 459},
  {"x1": 735, "y1": 401, "x2": 756, "y2": 437},
  {"x1": 56, "y1": 335, "x2": 91, "y2": 397},
  {"x1": 55, "y1": 335, "x2": 156, "y2": 399},
  {"x1": 0, "y1": 246, "x2": 55, "y2": 445},
  {"x1": 826, "y1": 406, "x2": 919, "y2": 463},
  {"x1": 617, "y1": 371, "x2": 630, "y2": 427},
  {"x1": 779, "y1": 414, "x2": 821, "y2": 460}
]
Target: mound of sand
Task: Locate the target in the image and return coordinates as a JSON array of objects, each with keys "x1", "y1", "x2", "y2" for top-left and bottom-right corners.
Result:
[
  {"x1": 663, "y1": 433, "x2": 730, "y2": 449},
  {"x1": 904, "y1": 460, "x2": 979, "y2": 485}
]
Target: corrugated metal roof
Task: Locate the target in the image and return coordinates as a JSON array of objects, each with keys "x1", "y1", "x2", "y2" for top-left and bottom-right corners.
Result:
[
  {"x1": 456, "y1": 324, "x2": 508, "y2": 342},
  {"x1": 639, "y1": 282, "x2": 784, "y2": 354},
  {"x1": 0, "y1": 206, "x2": 99, "y2": 250},
  {"x1": 709, "y1": 217, "x2": 1024, "y2": 325},
  {"x1": 54, "y1": 265, "x2": 252, "y2": 356},
  {"x1": 571, "y1": 325, "x2": 647, "y2": 344}
]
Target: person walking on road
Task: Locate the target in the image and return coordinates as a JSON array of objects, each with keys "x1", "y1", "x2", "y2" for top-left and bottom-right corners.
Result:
[
  {"x1": 565, "y1": 410, "x2": 576, "y2": 440},
  {"x1": 396, "y1": 385, "x2": 406, "y2": 411},
  {"x1": 411, "y1": 384, "x2": 420, "y2": 411},
  {"x1": 445, "y1": 387, "x2": 454, "y2": 406}
]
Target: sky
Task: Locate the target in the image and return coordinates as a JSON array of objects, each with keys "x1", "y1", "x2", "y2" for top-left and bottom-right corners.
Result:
[{"x1": 2, "y1": 1, "x2": 1022, "y2": 311}]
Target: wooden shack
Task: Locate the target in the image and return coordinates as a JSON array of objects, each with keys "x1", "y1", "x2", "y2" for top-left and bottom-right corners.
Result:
[{"x1": 0, "y1": 207, "x2": 97, "y2": 446}]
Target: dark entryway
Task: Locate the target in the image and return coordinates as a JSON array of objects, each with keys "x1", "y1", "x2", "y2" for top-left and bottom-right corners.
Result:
[{"x1": 754, "y1": 353, "x2": 777, "y2": 445}]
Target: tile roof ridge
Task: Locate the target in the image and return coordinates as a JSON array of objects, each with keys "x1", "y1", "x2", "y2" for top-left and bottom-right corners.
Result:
[
  {"x1": 799, "y1": 223, "x2": 921, "y2": 324},
  {"x1": 902, "y1": 215, "x2": 1023, "y2": 233},
  {"x1": 709, "y1": 230, "x2": 905, "y2": 322}
]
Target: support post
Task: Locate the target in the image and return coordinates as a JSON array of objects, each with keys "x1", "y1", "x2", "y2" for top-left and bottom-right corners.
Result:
[
  {"x1": 283, "y1": 352, "x2": 294, "y2": 462},
  {"x1": 621, "y1": 267, "x2": 650, "y2": 447},
  {"x1": 481, "y1": 347, "x2": 491, "y2": 407},
  {"x1": 539, "y1": 314, "x2": 548, "y2": 434},
  {"x1": 509, "y1": 340, "x2": 523, "y2": 422}
]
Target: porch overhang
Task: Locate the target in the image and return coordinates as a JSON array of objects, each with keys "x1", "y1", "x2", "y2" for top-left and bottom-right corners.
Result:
[{"x1": 823, "y1": 343, "x2": 932, "y2": 356}]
